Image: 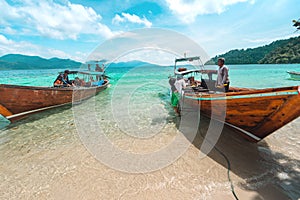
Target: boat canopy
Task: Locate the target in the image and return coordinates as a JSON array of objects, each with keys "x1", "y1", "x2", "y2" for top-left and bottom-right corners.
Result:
[
  {"x1": 77, "y1": 71, "x2": 105, "y2": 76},
  {"x1": 174, "y1": 56, "x2": 217, "y2": 76},
  {"x1": 175, "y1": 56, "x2": 201, "y2": 63},
  {"x1": 175, "y1": 69, "x2": 202, "y2": 75},
  {"x1": 59, "y1": 71, "x2": 105, "y2": 76},
  {"x1": 175, "y1": 69, "x2": 217, "y2": 75}
]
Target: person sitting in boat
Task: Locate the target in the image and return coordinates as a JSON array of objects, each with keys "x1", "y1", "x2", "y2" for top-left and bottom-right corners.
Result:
[
  {"x1": 95, "y1": 64, "x2": 104, "y2": 72},
  {"x1": 95, "y1": 64, "x2": 104, "y2": 81},
  {"x1": 53, "y1": 70, "x2": 73, "y2": 87},
  {"x1": 216, "y1": 57, "x2": 230, "y2": 92},
  {"x1": 73, "y1": 77, "x2": 86, "y2": 86}
]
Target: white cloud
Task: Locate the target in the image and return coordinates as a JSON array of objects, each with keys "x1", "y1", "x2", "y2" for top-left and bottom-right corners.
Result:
[
  {"x1": 0, "y1": 0, "x2": 115, "y2": 40},
  {"x1": 0, "y1": 34, "x2": 14, "y2": 45},
  {"x1": 165, "y1": 0, "x2": 253, "y2": 23},
  {"x1": 112, "y1": 14, "x2": 126, "y2": 24},
  {"x1": 0, "y1": 34, "x2": 84, "y2": 61},
  {"x1": 0, "y1": 27, "x2": 17, "y2": 35},
  {"x1": 112, "y1": 13, "x2": 152, "y2": 28}
]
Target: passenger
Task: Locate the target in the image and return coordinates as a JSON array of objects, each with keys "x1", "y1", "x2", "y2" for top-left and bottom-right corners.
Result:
[
  {"x1": 169, "y1": 74, "x2": 186, "y2": 115},
  {"x1": 95, "y1": 64, "x2": 104, "y2": 72},
  {"x1": 175, "y1": 74, "x2": 186, "y2": 95},
  {"x1": 53, "y1": 70, "x2": 73, "y2": 87},
  {"x1": 216, "y1": 57, "x2": 230, "y2": 92},
  {"x1": 74, "y1": 77, "x2": 86, "y2": 86},
  {"x1": 95, "y1": 64, "x2": 104, "y2": 81},
  {"x1": 169, "y1": 76, "x2": 179, "y2": 114}
]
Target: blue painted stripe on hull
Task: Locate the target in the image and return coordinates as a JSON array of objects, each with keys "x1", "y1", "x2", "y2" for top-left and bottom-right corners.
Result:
[{"x1": 184, "y1": 91, "x2": 299, "y2": 101}]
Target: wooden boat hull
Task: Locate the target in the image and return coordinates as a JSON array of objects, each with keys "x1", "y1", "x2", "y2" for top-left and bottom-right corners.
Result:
[
  {"x1": 0, "y1": 81, "x2": 109, "y2": 120},
  {"x1": 183, "y1": 86, "x2": 300, "y2": 142},
  {"x1": 287, "y1": 71, "x2": 300, "y2": 80}
]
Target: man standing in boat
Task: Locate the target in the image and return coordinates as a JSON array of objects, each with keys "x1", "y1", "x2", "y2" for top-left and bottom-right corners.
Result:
[{"x1": 216, "y1": 57, "x2": 230, "y2": 92}]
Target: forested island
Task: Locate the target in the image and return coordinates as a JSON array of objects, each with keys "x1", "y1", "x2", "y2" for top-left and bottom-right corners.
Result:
[
  {"x1": 0, "y1": 54, "x2": 82, "y2": 70},
  {"x1": 209, "y1": 36, "x2": 300, "y2": 64}
]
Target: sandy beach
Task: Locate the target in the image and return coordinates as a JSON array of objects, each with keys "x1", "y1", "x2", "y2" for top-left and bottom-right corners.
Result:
[
  {"x1": 0, "y1": 102, "x2": 299, "y2": 200},
  {"x1": 1, "y1": 0, "x2": 300, "y2": 199}
]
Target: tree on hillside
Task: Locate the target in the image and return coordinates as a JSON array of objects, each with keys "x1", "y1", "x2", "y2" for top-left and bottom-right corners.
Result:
[{"x1": 293, "y1": 19, "x2": 300, "y2": 31}]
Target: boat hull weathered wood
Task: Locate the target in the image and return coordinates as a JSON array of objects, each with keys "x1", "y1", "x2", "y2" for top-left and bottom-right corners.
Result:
[
  {"x1": 183, "y1": 86, "x2": 300, "y2": 142},
  {"x1": 0, "y1": 81, "x2": 109, "y2": 120}
]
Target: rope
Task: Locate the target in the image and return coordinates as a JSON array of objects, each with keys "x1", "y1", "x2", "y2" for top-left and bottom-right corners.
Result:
[
  {"x1": 200, "y1": 133, "x2": 239, "y2": 200},
  {"x1": 212, "y1": 144, "x2": 239, "y2": 200}
]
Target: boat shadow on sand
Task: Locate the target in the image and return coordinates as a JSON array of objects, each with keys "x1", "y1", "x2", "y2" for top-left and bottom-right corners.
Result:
[
  {"x1": 155, "y1": 92, "x2": 298, "y2": 199},
  {"x1": 176, "y1": 113, "x2": 300, "y2": 200}
]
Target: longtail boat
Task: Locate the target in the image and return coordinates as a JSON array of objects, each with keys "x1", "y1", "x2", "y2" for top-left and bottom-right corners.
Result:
[
  {"x1": 0, "y1": 70, "x2": 109, "y2": 127},
  {"x1": 287, "y1": 71, "x2": 300, "y2": 80},
  {"x1": 172, "y1": 56, "x2": 300, "y2": 142}
]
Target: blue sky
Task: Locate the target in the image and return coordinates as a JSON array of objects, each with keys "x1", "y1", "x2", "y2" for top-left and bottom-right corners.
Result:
[{"x1": 0, "y1": 0, "x2": 299, "y2": 63}]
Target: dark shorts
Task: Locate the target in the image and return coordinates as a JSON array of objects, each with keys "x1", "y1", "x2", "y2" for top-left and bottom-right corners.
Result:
[{"x1": 225, "y1": 82, "x2": 230, "y2": 92}]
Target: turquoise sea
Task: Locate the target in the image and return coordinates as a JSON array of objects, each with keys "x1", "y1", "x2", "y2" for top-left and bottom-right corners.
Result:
[
  {"x1": 0, "y1": 64, "x2": 300, "y2": 199},
  {"x1": 1, "y1": 64, "x2": 300, "y2": 87}
]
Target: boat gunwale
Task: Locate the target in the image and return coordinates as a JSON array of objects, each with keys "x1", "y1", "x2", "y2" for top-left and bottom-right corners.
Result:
[
  {"x1": 184, "y1": 85, "x2": 299, "y2": 99},
  {"x1": 0, "y1": 81, "x2": 109, "y2": 91}
]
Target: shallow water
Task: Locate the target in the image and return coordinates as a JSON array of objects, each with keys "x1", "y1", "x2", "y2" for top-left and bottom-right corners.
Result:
[{"x1": 0, "y1": 64, "x2": 299, "y2": 199}]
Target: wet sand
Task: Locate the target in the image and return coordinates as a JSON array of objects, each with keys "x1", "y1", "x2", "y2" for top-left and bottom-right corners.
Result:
[
  {"x1": 0, "y1": 104, "x2": 299, "y2": 200},
  {"x1": 1, "y1": 63, "x2": 300, "y2": 200}
]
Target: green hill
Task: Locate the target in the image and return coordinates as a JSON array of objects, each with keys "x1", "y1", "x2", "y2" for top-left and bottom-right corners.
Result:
[
  {"x1": 0, "y1": 54, "x2": 82, "y2": 70},
  {"x1": 210, "y1": 36, "x2": 300, "y2": 64}
]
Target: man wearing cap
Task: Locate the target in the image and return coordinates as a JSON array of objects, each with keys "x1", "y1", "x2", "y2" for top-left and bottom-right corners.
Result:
[
  {"x1": 216, "y1": 58, "x2": 230, "y2": 92},
  {"x1": 53, "y1": 70, "x2": 73, "y2": 87}
]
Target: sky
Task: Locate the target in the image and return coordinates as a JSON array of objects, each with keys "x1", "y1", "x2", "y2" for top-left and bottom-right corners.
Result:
[{"x1": 0, "y1": 0, "x2": 299, "y2": 64}]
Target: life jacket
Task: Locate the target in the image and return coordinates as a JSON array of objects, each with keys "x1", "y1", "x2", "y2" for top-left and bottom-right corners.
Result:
[
  {"x1": 54, "y1": 79, "x2": 62, "y2": 85},
  {"x1": 54, "y1": 75, "x2": 63, "y2": 85}
]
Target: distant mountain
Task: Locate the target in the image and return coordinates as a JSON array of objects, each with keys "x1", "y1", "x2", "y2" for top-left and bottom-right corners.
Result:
[
  {"x1": 106, "y1": 60, "x2": 156, "y2": 68},
  {"x1": 209, "y1": 36, "x2": 300, "y2": 64},
  {"x1": 0, "y1": 54, "x2": 82, "y2": 70}
]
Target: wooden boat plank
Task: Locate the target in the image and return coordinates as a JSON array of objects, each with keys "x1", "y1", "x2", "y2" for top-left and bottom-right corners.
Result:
[
  {"x1": 253, "y1": 95, "x2": 300, "y2": 138},
  {"x1": 183, "y1": 87, "x2": 300, "y2": 142}
]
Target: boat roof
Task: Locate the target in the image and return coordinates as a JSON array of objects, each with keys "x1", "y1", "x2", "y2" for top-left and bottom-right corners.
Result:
[
  {"x1": 78, "y1": 71, "x2": 105, "y2": 75},
  {"x1": 175, "y1": 56, "x2": 201, "y2": 63},
  {"x1": 175, "y1": 69, "x2": 217, "y2": 75},
  {"x1": 85, "y1": 60, "x2": 108, "y2": 64},
  {"x1": 174, "y1": 56, "x2": 218, "y2": 76},
  {"x1": 175, "y1": 69, "x2": 201, "y2": 75},
  {"x1": 59, "y1": 70, "x2": 105, "y2": 75}
]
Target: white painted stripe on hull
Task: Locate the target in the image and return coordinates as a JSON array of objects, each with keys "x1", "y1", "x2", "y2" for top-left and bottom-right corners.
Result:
[{"x1": 224, "y1": 122, "x2": 262, "y2": 141}]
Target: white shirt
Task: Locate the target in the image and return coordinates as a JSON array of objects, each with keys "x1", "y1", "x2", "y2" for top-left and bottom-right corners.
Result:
[
  {"x1": 216, "y1": 65, "x2": 229, "y2": 86},
  {"x1": 175, "y1": 78, "x2": 186, "y2": 94}
]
